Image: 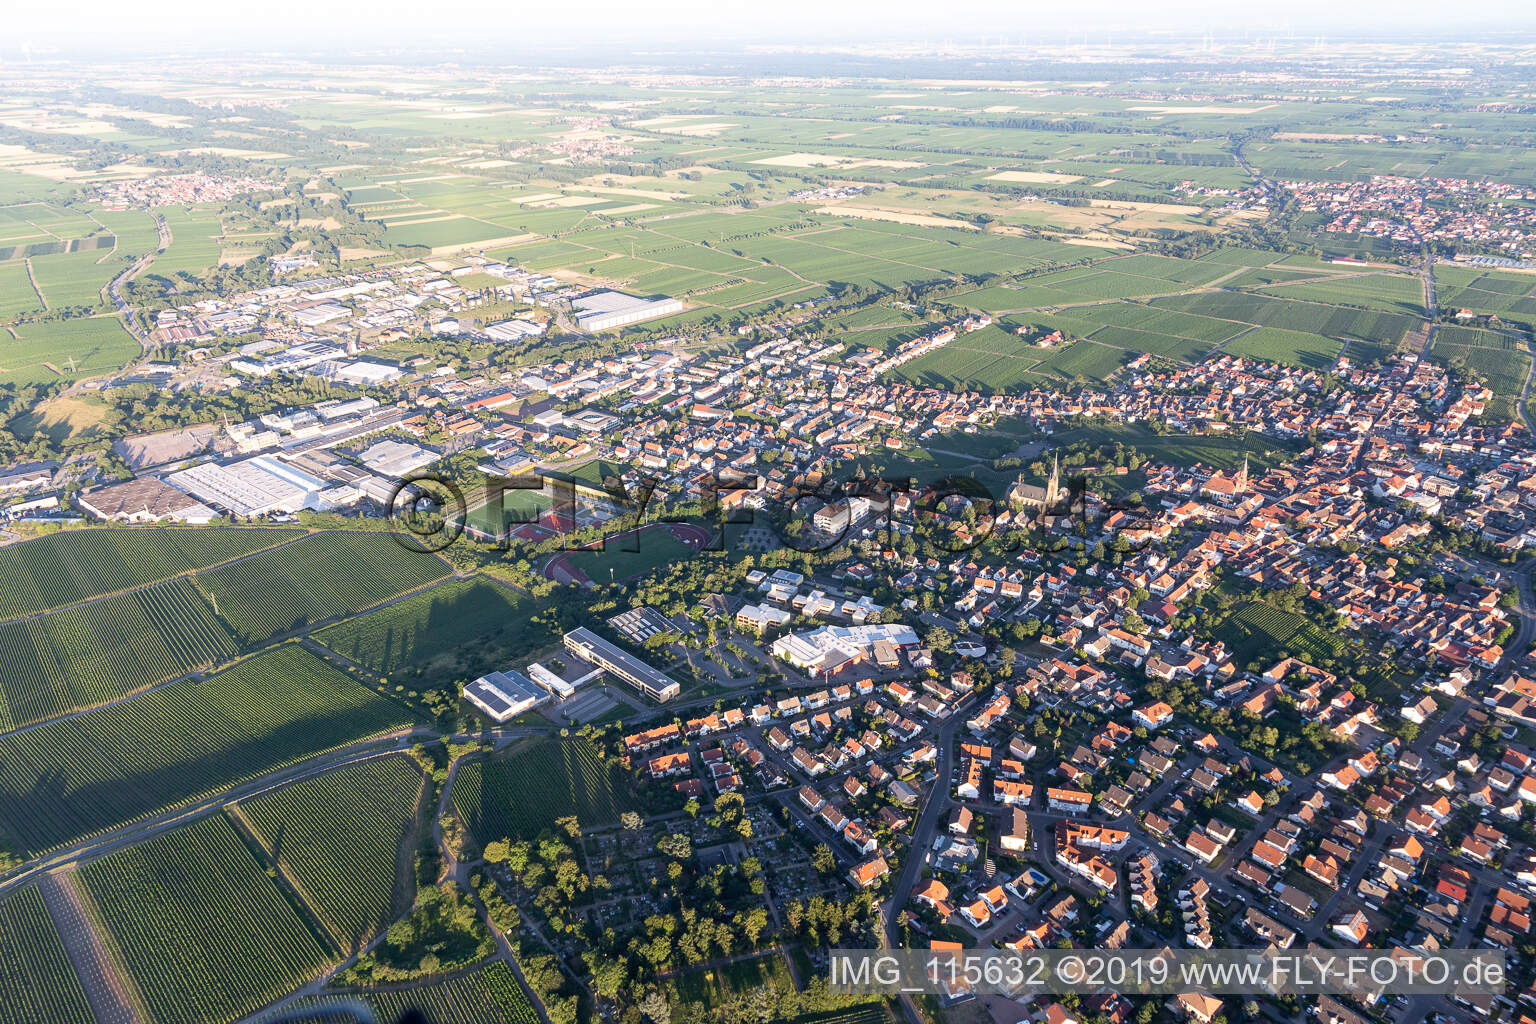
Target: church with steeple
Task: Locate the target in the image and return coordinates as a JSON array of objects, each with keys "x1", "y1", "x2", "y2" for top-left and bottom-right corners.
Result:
[
  {"x1": 1200, "y1": 456, "x2": 1250, "y2": 501},
  {"x1": 1007, "y1": 453, "x2": 1067, "y2": 514}
]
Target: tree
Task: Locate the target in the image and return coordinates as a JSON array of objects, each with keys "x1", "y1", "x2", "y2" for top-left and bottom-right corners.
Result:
[
  {"x1": 556, "y1": 815, "x2": 581, "y2": 839},
  {"x1": 482, "y1": 838, "x2": 510, "y2": 865},
  {"x1": 812, "y1": 843, "x2": 835, "y2": 874},
  {"x1": 638, "y1": 988, "x2": 671, "y2": 1024},
  {"x1": 621, "y1": 810, "x2": 644, "y2": 831},
  {"x1": 586, "y1": 952, "x2": 628, "y2": 1000},
  {"x1": 741, "y1": 907, "x2": 768, "y2": 948}
]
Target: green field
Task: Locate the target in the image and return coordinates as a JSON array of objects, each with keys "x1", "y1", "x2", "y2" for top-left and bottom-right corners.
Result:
[
  {"x1": 0, "y1": 644, "x2": 414, "y2": 857},
  {"x1": 561, "y1": 524, "x2": 701, "y2": 583},
  {"x1": 79, "y1": 813, "x2": 333, "y2": 1024},
  {"x1": 290, "y1": 962, "x2": 540, "y2": 1024},
  {"x1": 667, "y1": 951, "x2": 798, "y2": 1012},
  {"x1": 194, "y1": 532, "x2": 451, "y2": 643},
  {"x1": 1223, "y1": 327, "x2": 1343, "y2": 369},
  {"x1": 1427, "y1": 323, "x2": 1532, "y2": 418},
  {"x1": 1436, "y1": 265, "x2": 1536, "y2": 323},
  {"x1": 0, "y1": 260, "x2": 44, "y2": 318},
  {"x1": 24, "y1": 249, "x2": 123, "y2": 310},
  {"x1": 314, "y1": 575, "x2": 539, "y2": 676},
  {"x1": 1216, "y1": 601, "x2": 1346, "y2": 667},
  {"x1": 151, "y1": 208, "x2": 224, "y2": 278},
  {"x1": 0, "y1": 315, "x2": 139, "y2": 384},
  {"x1": 0, "y1": 526, "x2": 303, "y2": 621},
  {"x1": 1258, "y1": 271, "x2": 1425, "y2": 315},
  {"x1": 450, "y1": 737, "x2": 641, "y2": 845},
  {"x1": 0, "y1": 577, "x2": 238, "y2": 732},
  {"x1": 238, "y1": 756, "x2": 424, "y2": 949},
  {"x1": 0, "y1": 886, "x2": 94, "y2": 1024}
]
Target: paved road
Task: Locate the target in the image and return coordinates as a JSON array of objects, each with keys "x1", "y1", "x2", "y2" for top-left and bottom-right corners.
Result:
[{"x1": 106, "y1": 213, "x2": 168, "y2": 351}]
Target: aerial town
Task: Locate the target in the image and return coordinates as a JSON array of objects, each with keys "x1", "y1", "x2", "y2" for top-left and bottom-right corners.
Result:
[{"x1": 2, "y1": 21, "x2": 1536, "y2": 1024}]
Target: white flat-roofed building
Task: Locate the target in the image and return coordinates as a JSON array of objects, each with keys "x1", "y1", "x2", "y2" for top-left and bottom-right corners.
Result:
[
  {"x1": 320, "y1": 360, "x2": 402, "y2": 387},
  {"x1": 529, "y1": 662, "x2": 592, "y2": 699},
  {"x1": 289, "y1": 302, "x2": 350, "y2": 327},
  {"x1": 572, "y1": 290, "x2": 684, "y2": 332},
  {"x1": 484, "y1": 319, "x2": 545, "y2": 342},
  {"x1": 736, "y1": 602, "x2": 792, "y2": 634},
  {"x1": 563, "y1": 626, "x2": 680, "y2": 702},
  {"x1": 463, "y1": 669, "x2": 548, "y2": 722},
  {"x1": 358, "y1": 439, "x2": 438, "y2": 478},
  {"x1": 166, "y1": 455, "x2": 327, "y2": 517}
]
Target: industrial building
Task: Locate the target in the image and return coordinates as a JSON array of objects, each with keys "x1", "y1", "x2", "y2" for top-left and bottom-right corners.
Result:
[
  {"x1": 563, "y1": 626, "x2": 681, "y2": 702},
  {"x1": 78, "y1": 478, "x2": 218, "y2": 524},
  {"x1": 318, "y1": 359, "x2": 402, "y2": 387},
  {"x1": 166, "y1": 455, "x2": 327, "y2": 518},
  {"x1": 483, "y1": 318, "x2": 545, "y2": 342},
  {"x1": 571, "y1": 290, "x2": 683, "y2": 332},
  {"x1": 463, "y1": 669, "x2": 548, "y2": 722},
  {"x1": 358, "y1": 439, "x2": 438, "y2": 478}
]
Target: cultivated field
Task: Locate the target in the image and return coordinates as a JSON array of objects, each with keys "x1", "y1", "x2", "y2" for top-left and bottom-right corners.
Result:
[
  {"x1": 78, "y1": 813, "x2": 333, "y2": 1024},
  {"x1": 1, "y1": 316, "x2": 139, "y2": 384},
  {"x1": 193, "y1": 532, "x2": 451, "y2": 644},
  {"x1": 314, "y1": 575, "x2": 538, "y2": 676},
  {"x1": 0, "y1": 577, "x2": 238, "y2": 732},
  {"x1": 0, "y1": 526, "x2": 303, "y2": 621},
  {"x1": 0, "y1": 886, "x2": 94, "y2": 1024},
  {"x1": 237, "y1": 755, "x2": 424, "y2": 949},
  {"x1": 0, "y1": 644, "x2": 414, "y2": 857},
  {"x1": 451, "y1": 737, "x2": 641, "y2": 845},
  {"x1": 299, "y1": 962, "x2": 540, "y2": 1024}
]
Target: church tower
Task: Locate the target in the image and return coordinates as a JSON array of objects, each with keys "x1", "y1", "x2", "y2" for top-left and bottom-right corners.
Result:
[
  {"x1": 1045, "y1": 452, "x2": 1061, "y2": 507},
  {"x1": 1236, "y1": 455, "x2": 1249, "y2": 494}
]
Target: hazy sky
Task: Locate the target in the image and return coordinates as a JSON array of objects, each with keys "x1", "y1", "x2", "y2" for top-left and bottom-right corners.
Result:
[{"x1": 8, "y1": 0, "x2": 1536, "y2": 55}]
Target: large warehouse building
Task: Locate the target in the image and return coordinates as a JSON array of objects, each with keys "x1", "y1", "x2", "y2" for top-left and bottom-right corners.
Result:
[
  {"x1": 166, "y1": 455, "x2": 327, "y2": 518},
  {"x1": 563, "y1": 626, "x2": 681, "y2": 702},
  {"x1": 571, "y1": 290, "x2": 683, "y2": 332}
]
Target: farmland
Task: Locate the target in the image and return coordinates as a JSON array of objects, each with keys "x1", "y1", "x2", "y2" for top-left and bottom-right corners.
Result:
[
  {"x1": 0, "y1": 260, "x2": 43, "y2": 318},
  {"x1": 1427, "y1": 323, "x2": 1532, "y2": 419},
  {"x1": 878, "y1": 254, "x2": 1428, "y2": 387},
  {"x1": 0, "y1": 644, "x2": 414, "y2": 857},
  {"x1": 0, "y1": 577, "x2": 238, "y2": 732},
  {"x1": 1216, "y1": 601, "x2": 1346, "y2": 667},
  {"x1": 451, "y1": 737, "x2": 642, "y2": 845},
  {"x1": 0, "y1": 526, "x2": 303, "y2": 621},
  {"x1": 78, "y1": 814, "x2": 333, "y2": 1024},
  {"x1": 0, "y1": 315, "x2": 139, "y2": 385},
  {"x1": 193, "y1": 532, "x2": 451, "y2": 643},
  {"x1": 1435, "y1": 265, "x2": 1536, "y2": 326},
  {"x1": 331, "y1": 962, "x2": 541, "y2": 1024},
  {"x1": 0, "y1": 886, "x2": 94, "y2": 1024},
  {"x1": 314, "y1": 575, "x2": 540, "y2": 677},
  {"x1": 237, "y1": 756, "x2": 425, "y2": 949}
]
